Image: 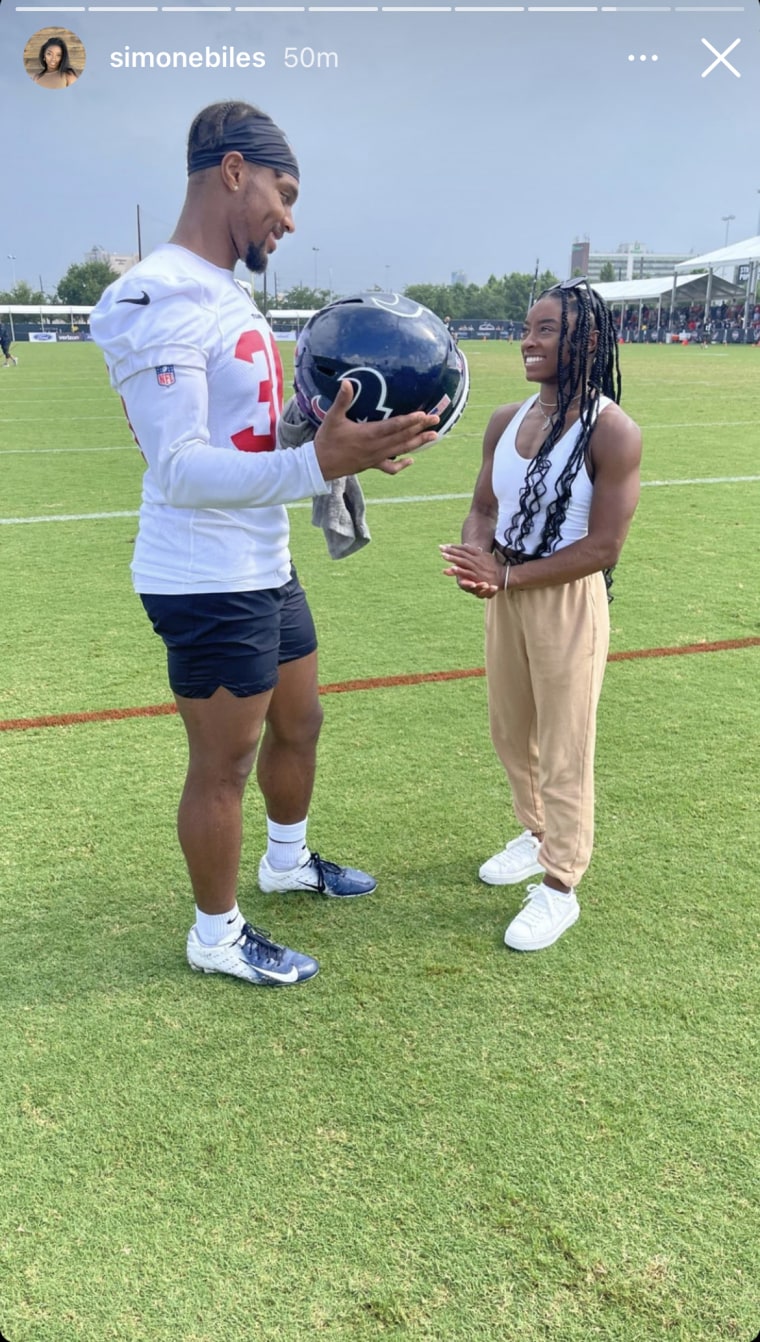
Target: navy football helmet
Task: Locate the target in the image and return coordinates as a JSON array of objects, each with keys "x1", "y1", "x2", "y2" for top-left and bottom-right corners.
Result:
[{"x1": 293, "y1": 292, "x2": 469, "y2": 439}]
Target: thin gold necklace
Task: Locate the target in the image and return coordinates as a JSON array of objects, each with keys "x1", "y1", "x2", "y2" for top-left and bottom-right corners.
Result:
[{"x1": 537, "y1": 393, "x2": 580, "y2": 432}]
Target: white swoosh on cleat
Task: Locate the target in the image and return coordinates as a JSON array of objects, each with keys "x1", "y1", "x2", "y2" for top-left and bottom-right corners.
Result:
[{"x1": 255, "y1": 964, "x2": 300, "y2": 984}]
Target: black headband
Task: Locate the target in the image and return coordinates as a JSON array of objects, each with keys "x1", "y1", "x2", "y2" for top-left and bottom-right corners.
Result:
[{"x1": 187, "y1": 113, "x2": 299, "y2": 181}]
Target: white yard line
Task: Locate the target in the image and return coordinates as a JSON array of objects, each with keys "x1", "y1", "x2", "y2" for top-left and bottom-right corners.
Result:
[
  {"x1": 1, "y1": 418, "x2": 757, "y2": 449},
  {"x1": 1, "y1": 476, "x2": 759, "y2": 525}
]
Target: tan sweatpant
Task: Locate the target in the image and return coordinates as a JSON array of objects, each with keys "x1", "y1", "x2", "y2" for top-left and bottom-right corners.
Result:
[{"x1": 484, "y1": 572, "x2": 610, "y2": 889}]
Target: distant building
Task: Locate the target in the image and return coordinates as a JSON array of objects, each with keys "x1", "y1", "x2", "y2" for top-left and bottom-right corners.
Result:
[
  {"x1": 570, "y1": 238, "x2": 696, "y2": 281},
  {"x1": 85, "y1": 245, "x2": 139, "y2": 276},
  {"x1": 570, "y1": 240, "x2": 590, "y2": 276},
  {"x1": 451, "y1": 270, "x2": 467, "y2": 287},
  {"x1": 107, "y1": 253, "x2": 139, "y2": 276}
]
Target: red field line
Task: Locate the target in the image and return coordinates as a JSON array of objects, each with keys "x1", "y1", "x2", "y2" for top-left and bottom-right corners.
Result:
[
  {"x1": 1, "y1": 637, "x2": 758, "y2": 734},
  {"x1": 0, "y1": 702, "x2": 178, "y2": 732},
  {"x1": 608, "y1": 636, "x2": 760, "y2": 663}
]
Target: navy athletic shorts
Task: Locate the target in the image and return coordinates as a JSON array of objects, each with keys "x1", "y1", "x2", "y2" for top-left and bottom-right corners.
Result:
[{"x1": 140, "y1": 569, "x2": 318, "y2": 699}]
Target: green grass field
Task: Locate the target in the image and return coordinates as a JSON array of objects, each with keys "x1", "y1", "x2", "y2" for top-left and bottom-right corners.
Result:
[{"x1": 1, "y1": 341, "x2": 758, "y2": 1341}]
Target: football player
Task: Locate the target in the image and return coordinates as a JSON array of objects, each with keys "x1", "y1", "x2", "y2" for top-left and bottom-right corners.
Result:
[
  {"x1": 0, "y1": 321, "x2": 18, "y2": 366},
  {"x1": 91, "y1": 101, "x2": 441, "y2": 988}
]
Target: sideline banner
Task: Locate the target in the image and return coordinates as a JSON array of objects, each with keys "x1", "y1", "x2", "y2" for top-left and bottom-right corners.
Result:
[
  {"x1": 28, "y1": 332, "x2": 57, "y2": 342},
  {"x1": 450, "y1": 319, "x2": 514, "y2": 341}
]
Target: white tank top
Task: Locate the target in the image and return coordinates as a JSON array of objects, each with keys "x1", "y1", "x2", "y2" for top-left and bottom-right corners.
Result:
[{"x1": 492, "y1": 394, "x2": 612, "y2": 556}]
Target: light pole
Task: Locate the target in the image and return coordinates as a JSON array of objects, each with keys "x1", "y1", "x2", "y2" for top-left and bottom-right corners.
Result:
[
  {"x1": 312, "y1": 246, "x2": 319, "y2": 292},
  {"x1": 756, "y1": 189, "x2": 760, "y2": 236},
  {"x1": 721, "y1": 214, "x2": 735, "y2": 247},
  {"x1": 384, "y1": 264, "x2": 390, "y2": 292},
  {"x1": 7, "y1": 254, "x2": 17, "y2": 288}
]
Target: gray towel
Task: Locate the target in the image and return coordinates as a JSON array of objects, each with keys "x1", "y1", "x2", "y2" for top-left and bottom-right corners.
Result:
[{"x1": 277, "y1": 396, "x2": 371, "y2": 560}]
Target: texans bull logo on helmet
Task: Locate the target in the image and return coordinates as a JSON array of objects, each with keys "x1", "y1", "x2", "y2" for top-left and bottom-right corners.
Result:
[
  {"x1": 309, "y1": 366, "x2": 394, "y2": 424},
  {"x1": 294, "y1": 292, "x2": 469, "y2": 441}
]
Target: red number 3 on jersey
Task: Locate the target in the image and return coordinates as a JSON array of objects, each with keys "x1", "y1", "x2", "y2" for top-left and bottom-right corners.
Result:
[{"x1": 231, "y1": 329, "x2": 284, "y2": 453}]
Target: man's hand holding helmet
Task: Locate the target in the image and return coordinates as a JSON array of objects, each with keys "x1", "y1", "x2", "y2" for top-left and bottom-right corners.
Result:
[{"x1": 313, "y1": 379, "x2": 439, "y2": 480}]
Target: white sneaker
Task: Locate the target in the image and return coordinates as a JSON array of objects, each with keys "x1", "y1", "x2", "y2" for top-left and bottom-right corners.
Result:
[
  {"x1": 503, "y1": 882, "x2": 580, "y2": 951},
  {"x1": 478, "y1": 830, "x2": 544, "y2": 885}
]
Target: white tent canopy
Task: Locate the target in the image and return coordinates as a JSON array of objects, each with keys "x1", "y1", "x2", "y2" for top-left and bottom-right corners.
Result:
[
  {"x1": 0, "y1": 304, "x2": 95, "y2": 338},
  {"x1": 593, "y1": 237, "x2": 757, "y2": 335},
  {"x1": 670, "y1": 233, "x2": 759, "y2": 334},
  {"x1": 0, "y1": 305, "x2": 93, "y2": 315},
  {"x1": 674, "y1": 236, "x2": 760, "y2": 272},
  {"x1": 594, "y1": 274, "x2": 743, "y2": 305},
  {"x1": 265, "y1": 309, "x2": 317, "y2": 325},
  {"x1": 265, "y1": 308, "x2": 317, "y2": 339}
]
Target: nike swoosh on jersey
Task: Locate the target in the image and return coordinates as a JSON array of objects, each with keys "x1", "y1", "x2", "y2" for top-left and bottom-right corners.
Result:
[{"x1": 117, "y1": 291, "x2": 151, "y2": 306}]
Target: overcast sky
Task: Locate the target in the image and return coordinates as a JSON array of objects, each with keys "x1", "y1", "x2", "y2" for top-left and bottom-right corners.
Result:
[{"x1": 2, "y1": 0, "x2": 758, "y2": 295}]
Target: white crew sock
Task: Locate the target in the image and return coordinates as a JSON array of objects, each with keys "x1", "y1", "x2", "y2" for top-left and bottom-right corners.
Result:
[
  {"x1": 537, "y1": 882, "x2": 575, "y2": 900},
  {"x1": 194, "y1": 903, "x2": 244, "y2": 946},
  {"x1": 266, "y1": 817, "x2": 308, "y2": 871}
]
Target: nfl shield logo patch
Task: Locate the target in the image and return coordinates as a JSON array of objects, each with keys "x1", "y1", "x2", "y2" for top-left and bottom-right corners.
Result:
[{"x1": 156, "y1": 365, "x2": 175, "y2": 387}]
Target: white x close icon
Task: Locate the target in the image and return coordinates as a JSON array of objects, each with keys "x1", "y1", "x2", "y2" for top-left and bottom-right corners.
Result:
[{"x1": 700, "y1": 37, "x2": 741, "y2": 78}]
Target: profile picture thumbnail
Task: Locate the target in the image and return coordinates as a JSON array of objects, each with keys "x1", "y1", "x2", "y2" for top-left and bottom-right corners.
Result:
[{"x1": 24, "y1": 27, "x2": 85, "y2": 89}]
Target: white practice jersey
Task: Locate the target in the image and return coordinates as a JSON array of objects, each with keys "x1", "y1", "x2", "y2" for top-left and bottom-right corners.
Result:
[{"x1": 90, "y1": 243, "x2": 328, "y2": 594}]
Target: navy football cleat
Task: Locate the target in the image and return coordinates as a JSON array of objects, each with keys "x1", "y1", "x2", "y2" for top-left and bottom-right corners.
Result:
[
  {"x1": 187, "y1": 922, "x2": 319, "y2": 985},
  {"x1": 258, "y1": 850, "x2": 377, "y2": 898}
]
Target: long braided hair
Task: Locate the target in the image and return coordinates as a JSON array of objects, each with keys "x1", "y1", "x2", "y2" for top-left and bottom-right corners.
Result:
[{"x1": 501, "y1": 281, "x2": 622, "y2": 593}]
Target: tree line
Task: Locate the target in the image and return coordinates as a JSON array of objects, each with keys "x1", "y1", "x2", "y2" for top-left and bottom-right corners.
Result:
[
  {"x1": 265, "y1": 271, "x2": 560, "y2": 321},
  {"x1": 0, "y1": 260, "x2": 123, "y2": 307},
  {"x1": 1, "y1": 263, "x2": 562, "y2": 320}
]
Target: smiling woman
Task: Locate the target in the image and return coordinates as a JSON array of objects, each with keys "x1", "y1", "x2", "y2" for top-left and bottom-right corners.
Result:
[
  {"x1": 23, "y1": 26, "x2": 85, "y2": 88},
  {"x1": 441, "y1": 279, "x2": 642, "y2": 953}
]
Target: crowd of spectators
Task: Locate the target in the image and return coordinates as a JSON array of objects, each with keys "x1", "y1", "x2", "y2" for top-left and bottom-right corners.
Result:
[
  {"x1": 614, "y1": 302, "x2": 760, "y2": 344},
  {"x1": 447, "y1": 303, "x2": 760, "y2": 344}
]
